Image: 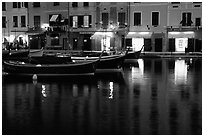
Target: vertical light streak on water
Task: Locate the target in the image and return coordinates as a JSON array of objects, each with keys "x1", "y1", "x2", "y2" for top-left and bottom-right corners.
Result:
[{"x1": 174, "y1": 60, "x2": 187, "y2": 85}]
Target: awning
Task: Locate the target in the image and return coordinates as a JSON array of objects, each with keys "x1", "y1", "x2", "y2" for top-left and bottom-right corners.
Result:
[
  {"x1": 168, "y1": 31, "x2": 195, "y2": 38},
  {"x1": 50, "y1": 15, "x2": 59, "y2": 22},
  {"x1": 126, "y1": 32, "x2": 152, "y2": 38},
  {"x1": 91, "y1": 32, "x2": 115, "y2": 39}
]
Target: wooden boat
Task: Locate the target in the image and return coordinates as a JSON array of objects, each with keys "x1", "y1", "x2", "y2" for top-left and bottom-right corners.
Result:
[
  {"x1": 3, "y1": 60, "x2": 99, "y2": 76},
  {"x1": 71, "y1": 54, "x2": 126, "y2": 70},
  {"x1": 2, "y1": 50, "x2": 29, "y2": 60},
  {"x1": 30, "y1": 55, "x2": 72, "y2": 64},
  {"x1": 29, "y1": 49, "x2": 44, "y2": 57},
  {"x1": 124, "y1": 45, "x2": 144, "y2": 59}
]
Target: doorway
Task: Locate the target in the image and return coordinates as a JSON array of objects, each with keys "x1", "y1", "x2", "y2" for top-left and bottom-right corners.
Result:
[
  {"x1": 63, "y1": 38, "x2": 68, "y2": 50},
  {"x1": 73, "y1": 38, "x2": 78, "y2": 50},
  {"x1": 155, "y1": 38, "x2": 162, "y2": 52},
  {"x1": 83, "y1": 37, "x2": 91, "y2": 50}
]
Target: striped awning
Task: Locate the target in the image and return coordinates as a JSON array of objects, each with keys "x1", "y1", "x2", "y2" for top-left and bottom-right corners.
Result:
[{"x1": 50, "y1": 15, "x2": 59, "y2": 22}]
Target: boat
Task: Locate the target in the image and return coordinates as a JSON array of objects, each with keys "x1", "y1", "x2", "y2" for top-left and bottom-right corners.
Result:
[
  {"x1": 71, "y1": 53, "x2": 126, "y2": 71},
  {"x1": 30, "y1": 55, "x2": 72, "y2": 64},
  {"x1": 3, "y1": 59, "x2": 99, "y2": 76},
  {"x1": 29, "y1": 48, "x2": 44, "y2": 57},
  {"x1": 124, "y1": 45, "x2": 144, "y2": 59},
  {"x1": 2, "y1": 50, "x2": 30, "y2": 60}
]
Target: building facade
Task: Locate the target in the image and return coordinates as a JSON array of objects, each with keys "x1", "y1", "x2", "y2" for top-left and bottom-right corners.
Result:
[
  {"x1": 167, "y1": 2, "x2": 202, "y2": 52},
  {"x1": 128, "y1": 2, "x2": 168, "y2": 52},
  {"x1": 27, "y1": 2, "x2": 47, "y2": 49},
  {"x1": 2, "y1": 2, "x2": 29, "y2": 49},
  {"x1": 2, "y1": 2, "x2": 202, "y2": 52}
]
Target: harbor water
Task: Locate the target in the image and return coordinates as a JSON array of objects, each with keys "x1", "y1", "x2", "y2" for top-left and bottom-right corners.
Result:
[{"x1": 2, "y1": 58, "x2": 202, "y2": 135}]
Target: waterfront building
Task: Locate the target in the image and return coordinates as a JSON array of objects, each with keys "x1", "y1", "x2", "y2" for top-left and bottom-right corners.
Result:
[
  {"x1": 2, "y1": 2, "x2": 29, "y2": 49},
  {"x1": 27, "y1": 2, "x2": 47, "y2": 49},
  {"x1": 167, "y1": 2, "x2": 202, "y2": 52},
  {"x1": 128, "y1": 2, "x2": 168, "y2": 52},
  {"x1": 91, "y1": 2, "x2": 129, "y2": 51},
  {"x1": 68, "y1": 2, "x2": 96, "y2": 50},
  {"x1": 2, "y1": 2, "x2": 202, "y2": 52}
]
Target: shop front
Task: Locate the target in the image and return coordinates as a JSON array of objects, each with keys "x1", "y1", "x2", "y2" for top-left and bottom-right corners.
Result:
[
  {"x1": 91, "y1": 31, "x2": 116, "y2": 51},
  {"x1": 126, "y1": 32, "x2": 152, "y2": 51},
  {"x1": 168, "y1": 31, "x2": 201, "y2": 52}
]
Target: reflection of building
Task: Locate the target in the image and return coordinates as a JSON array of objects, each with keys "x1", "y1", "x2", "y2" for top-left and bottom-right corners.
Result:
[
  {"x1": 167, "y1": 2, "x2": 202, "y2": 52},
  {"x1": 174, "y1": 60, "x2": 187, "y2": 84},
  {"x1": 2, "y1": 2, "x2": 29, "y2": 48}
]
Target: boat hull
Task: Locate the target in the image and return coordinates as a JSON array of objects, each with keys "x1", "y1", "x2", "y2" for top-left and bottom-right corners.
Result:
[
  {"x1": 125, "y1": 50, "x2": 142, "y2": 59},
  {"x1": 30, "y1": 56, "x2": 72, "y2": 64},
  {"x1": 3, "y1": 50, "x2": 29, "y2": 59},
  {"x1": 3, "y1": 60, "x2": 98, "y2": 76},
  {"x1": 72, "y1": 54, "x2": 125, "y2": 69}
]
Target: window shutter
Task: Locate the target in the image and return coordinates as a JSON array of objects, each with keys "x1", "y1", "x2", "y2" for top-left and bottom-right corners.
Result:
[
  {"x1": 89, "y1": 15, "x2": 92, "y2": 27},
  {"x1": 78, "y1": 16, "x2": 83, "y2": 28},
  {"x1": 18, "y1": 2, "x2": 21, "y2": 8},
  {"x1": 70, "y1": 16, "x2": 73, "y2": 27},
  {"x1": 25, "y1": 2, "x2": 28, "y2": 8}
]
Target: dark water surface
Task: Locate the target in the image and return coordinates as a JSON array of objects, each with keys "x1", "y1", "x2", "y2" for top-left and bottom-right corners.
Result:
[{"x1": 2, "y1": 58, "x2": 202, "y2": 135}]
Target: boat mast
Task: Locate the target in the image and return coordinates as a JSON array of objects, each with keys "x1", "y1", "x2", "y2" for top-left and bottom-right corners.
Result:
[{"x1": 67, "y1": 2, "x2": 70, "y2": 50}]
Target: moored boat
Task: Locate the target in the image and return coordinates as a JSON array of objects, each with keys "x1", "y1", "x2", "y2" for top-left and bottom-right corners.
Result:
[
  {"x1": 2, "y1": 50, "x2": 30, "y2": 60},
  {"x1": 124, "y1": 45, "x2": 144, "y2": 59},
  {"x1": 3, "y1": 60, "x2": 99, "y2": 76},
  {"x1": 71, "y1": 53, "x2": 126, "y2": 70}
]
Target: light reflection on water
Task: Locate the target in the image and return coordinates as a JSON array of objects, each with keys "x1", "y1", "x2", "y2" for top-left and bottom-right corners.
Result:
[{"x1": 2, "y1": 58, "x2": 202, "y2": 135}]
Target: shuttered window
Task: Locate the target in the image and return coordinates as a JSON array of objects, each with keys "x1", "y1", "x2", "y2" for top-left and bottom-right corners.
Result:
[
  {"x1": 134, "y1": 12, "x2": 141, "y2": 26},
  {"x1": 152, "y1": 12, "x2": 159, "y2": 26},
  {"x1": 102, "y1": 13, "x2": 109, "y2": 29},
  {"x1": 118, "y1": 12, "x2": 125, "y2": 26}
]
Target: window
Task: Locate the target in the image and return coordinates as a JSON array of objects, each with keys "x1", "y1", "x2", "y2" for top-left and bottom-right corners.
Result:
[
  {"x1": 53, "y1": 2, "x2": 59, "y2": 6},
  {"x1": 152, "y1": 12, "x2": 159, "y2": 26},
  {"x1": 24, "y1": 2, "x2": 28, "y2": 8},
  {"x1": 194, "y1": 5, "x2": 201, "y2": 8},
  {"x1": 83, "y1": 2, "x2": 89, "y2": 7},
  {"x1": 195, "y1": 18, "x2": 201, "y2": 26},
  {"x1": 33, "y1": 2, "x2": 40, "y2": 7},
  {"x1": 73, "y1": 16, "x2": 78, "y2": 28},
  {"x1": 18, "y1": 2, "x2": 21, "y2": 8},
  {"x1": 72, "y1": 2, "x2": 78, "y2": 7},
  {"x1": 171, "y1": 2, "x2": 180, "y2": 4},
  {"x1": 21, "y1": 16, "x2": 26, "y2": 27},
  {"x1": 118, "y1": 12, "x2": 126, "y2": 27},
  {"x1": 84, "y1": 16, "x2": 89, "y2": 27},
  {"x1": 134, "y1": 12, "x2": 141, "y2": 26},
  {"x1": 13, "y1": 2, "x2": 17, "y2": 8},
  {"x1": 2, "y1": 16, "x2": 6, "y2": 28},
  {"x1": 102, "y1": 13, "x2": 109, "y2": 28},
  {"x1": 2, "y1": 2, "x2": 6, "y2": 11},
  {"x1": 13, "y1": 16, "x2": 18, "y2": 27},
  {"x1": 34, "y1": 16, "x2": 40, "y2": 28},
  {"x1": 181, "y1": 12, "x2": 192, "y2": 26}
]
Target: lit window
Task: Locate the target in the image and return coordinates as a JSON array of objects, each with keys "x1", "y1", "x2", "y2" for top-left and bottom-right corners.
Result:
[
  {"x1": 84, "y1": 16, "x2": 89, "y2": 27},
  {"x1": 73, "y1": 16, "x2": 78, "y2": 28}
]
